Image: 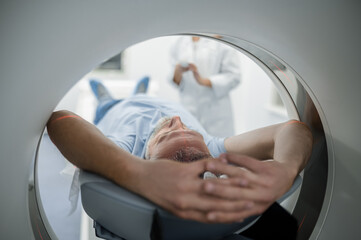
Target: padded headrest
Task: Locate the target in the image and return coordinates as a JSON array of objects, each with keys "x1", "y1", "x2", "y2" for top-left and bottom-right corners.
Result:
[{"x1": 79, "y1": 170, "x2": 302, "y2": 240}]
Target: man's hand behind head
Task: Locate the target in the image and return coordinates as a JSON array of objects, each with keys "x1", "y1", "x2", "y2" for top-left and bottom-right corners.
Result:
[{"x1": 131, "y1": 157, "x2": 256, "y2": 223}]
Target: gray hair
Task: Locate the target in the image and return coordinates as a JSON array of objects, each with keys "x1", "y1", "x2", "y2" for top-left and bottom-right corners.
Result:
[{"x1": 145, "y1": 116, "x2": 171, "y2": 159}]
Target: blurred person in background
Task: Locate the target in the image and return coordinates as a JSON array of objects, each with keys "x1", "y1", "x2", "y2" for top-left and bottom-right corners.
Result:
[{"x1": 169, "y1": 36, "x2": 241, "y2": 137}]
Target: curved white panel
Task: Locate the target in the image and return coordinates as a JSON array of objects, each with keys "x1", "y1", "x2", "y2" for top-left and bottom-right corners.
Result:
[{"x1": 0, "y1": 1, "x2": 360, "y2": 239}]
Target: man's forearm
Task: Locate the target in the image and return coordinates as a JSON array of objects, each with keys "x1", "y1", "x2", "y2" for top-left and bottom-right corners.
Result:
[
  {"x1": 225, "y1": 120, "x2": 313, "y2": 179},
  {"x1": 47, "y1": 110, "x2": 142, "y2": 189}
]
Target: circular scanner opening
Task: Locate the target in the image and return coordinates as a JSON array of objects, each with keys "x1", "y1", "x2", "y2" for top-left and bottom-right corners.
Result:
[{"x1": 30, "y1": 34, "x2": 329, "y2": 240}]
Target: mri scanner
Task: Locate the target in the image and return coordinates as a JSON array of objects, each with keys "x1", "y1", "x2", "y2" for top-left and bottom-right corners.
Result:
[{"x1": 1, "y1": 1, "x2": 361, "y2": 239}]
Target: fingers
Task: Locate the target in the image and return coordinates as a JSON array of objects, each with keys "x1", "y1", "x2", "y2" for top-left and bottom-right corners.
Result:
[
  {"x1": 168, "y1": 178, "x2": 268, "y2": 224},
  {"x1": 176, "y1": 64, "x2": 189, "y2": 73},
  {"x1": 169, "y1": 193, "x2": 254, "y2": 223},
  {"x1": 202, "y1": 179, "x2": 273, "y2": 203},
  {"x1": 205, "y1": 159, "x2": 258, "y2": 183},
  {"x1": 175, "y1": 205, "x2": 262, "y2": 224},
  {"x1": 200, "y1": 157, "x2": 278, "y2": 203},
  {"x1": 144, "y1": 157, "x2": 272, "y2": 224},
  {"x1": 164, "y1": 157, "x2": 272, "y2": 223},
  {"x1": 167, "y1": 177, "x2": 254, "y2": 214},
  {"x1": 221, "y1": 153, "x2": 264, "y2": 173},
  {"x1": 188, "y1": 63, "x2": 197, "y2": 70},
  {"x1": 171, "y1": 209, "x2": 208, "y2": 223},
  {"x1": 191, "y1": 157, "x2": 227, "y2": 177},
  {"x1": 199, "y1": 196, "x2": 253, "y2": 213},
  {"x1": 206, "y1": 207, "x2": 262, "y2": 223},
  {"x1": 174, "y1": 202, "x2": 267, "y2": 224},
  {"x1": 206, "y1": 201, "x2": 274, "y2": 223},
  {"x1": 202, "y1": 180, "x2": 248, "y2": 200},
  {"x1": 171, "y1": 207, "x2": 250, "y2": 224}
]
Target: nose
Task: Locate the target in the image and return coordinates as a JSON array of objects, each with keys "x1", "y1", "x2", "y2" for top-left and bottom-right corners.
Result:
[{"x1": 170, "y1": 116, "x2": 183, "y2": 128}]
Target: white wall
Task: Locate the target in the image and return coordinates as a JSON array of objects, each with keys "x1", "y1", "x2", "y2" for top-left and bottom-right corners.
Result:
[
  {"x1": 233, "y1": 54, "x2": 288, "y2": 133},
  {"x1": 124, "y1": 36, "x2": 180, "y2": 102}
]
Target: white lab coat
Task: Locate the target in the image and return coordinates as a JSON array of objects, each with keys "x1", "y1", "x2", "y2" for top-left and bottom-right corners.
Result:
[{"x1": 169, "y1": 37, "x2": 241, "y2": 137}]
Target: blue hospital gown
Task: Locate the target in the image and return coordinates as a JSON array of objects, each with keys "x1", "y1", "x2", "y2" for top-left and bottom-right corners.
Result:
[{"x1": 96, "y1": 95, "x2": 226, "y2": 159}]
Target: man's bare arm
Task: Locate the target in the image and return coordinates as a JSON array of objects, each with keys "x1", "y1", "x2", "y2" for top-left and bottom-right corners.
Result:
[
  {"x1": 47, "y1": 110, "x2": 143, "y2": 190},
  {"x1": 224, "y1": 120, "x2": 313, "y2": 177}
]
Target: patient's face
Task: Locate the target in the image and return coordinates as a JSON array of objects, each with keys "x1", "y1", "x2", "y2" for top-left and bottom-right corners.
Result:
[{"x1": 147, "y1": 116, "x2": 210, "y2": 160}]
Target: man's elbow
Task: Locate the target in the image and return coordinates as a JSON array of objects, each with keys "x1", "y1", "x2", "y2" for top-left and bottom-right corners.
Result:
[
  {"x1": 47, "y1": 110, "x2": 75, "y2": 125},
  {"x1": 291, "y1": 120, "x2": 313, "y2": 145},
  {"x1": 287, "y1": 119, "x2": 314, "y2": 162}
]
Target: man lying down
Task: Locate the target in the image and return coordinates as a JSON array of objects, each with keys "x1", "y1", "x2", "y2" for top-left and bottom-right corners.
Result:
[{"x1": 46, "y1": 80, "x2": 313, "y2": 224}]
